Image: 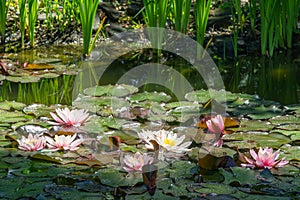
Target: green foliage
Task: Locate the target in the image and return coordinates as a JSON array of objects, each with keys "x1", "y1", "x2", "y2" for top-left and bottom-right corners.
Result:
[
  {"x1": 0, "y1": 0, "x2": 10, "y2": 44},
  {"x1": 18, "y1": 0, "x2": 27, "y2": 48},
  {"x1": 28, "y1": 0, "x2": 39, "y2": 47},
  {"x1": 77, "y1": 0, "x2": 103, "y2": 56},
  {"x1": 171, "y1": 0, "x2": 191, "y2": 34},
  {"x1": 194, "y1": 0, "x2": 212, "y2": 57}
]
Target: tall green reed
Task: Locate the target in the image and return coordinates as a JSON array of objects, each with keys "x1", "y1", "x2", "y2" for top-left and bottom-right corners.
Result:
[
  {"x1": 143, "y1": 0, "x2": 169, "y2": 59},
  {"x1": 18, "y1": 0, "x2": 27, "y2": 48},
  {"x1": 0, "y1": 0, "x2": 10, "y2": 44},
  {"x1": 171, "y1": 0, "x2": 191, "y2": 34},
  {"x1": 194, "y1": 0, "x2": 212, "y2": 57},
  {"x1": 248, "y1": 0, "x2": 257, "y2": 37},
  {"x1": 231, "y1": 0, "x2": 242, "y2": 57},
  {"x1": 28, "y1": 0, "x2": 39, "y2": 47},
  {"x1": 78, "y1": 0, "x2": 103, "y2": 56}
]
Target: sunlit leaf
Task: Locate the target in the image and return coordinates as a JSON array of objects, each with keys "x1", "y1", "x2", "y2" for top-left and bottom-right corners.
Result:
[{"x1": 23, "y1": 63, "x2": 54, "y2": 70}]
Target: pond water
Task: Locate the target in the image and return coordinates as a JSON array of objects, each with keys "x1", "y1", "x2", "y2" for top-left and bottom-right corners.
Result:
[
  {"x1": 0, "y1": 44, "x2": 300, "y2": 199},
  {"x1": 1, "y1": 45, "x2": 299, "y2": 106}
]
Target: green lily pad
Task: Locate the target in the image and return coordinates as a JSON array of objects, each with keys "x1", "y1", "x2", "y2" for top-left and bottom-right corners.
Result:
[
  {"x1": 0, "y1": 110, "x2": 28, "y2": 123},
  {"x1": 23, "y1": 103, "x2": 54, "y2": 117},
  {"x1": 0, "y1": 74, "x2": 5, "y2": 81},
  {"x1": 270, "y1": 129, "x2": 300, "y2": 137},
  {"x1": 84, "y1": 84, "x2": 138, "y2": 97},
  {"x1": 219, "y1": 167, "x2": 258, "y2": 185},
  {"x1": 229, "y1": 119, "x2": 274, "y2": 132},
  {"x1": 6, "y1": 75, "x2": 40, "y2": 83},
  {"x1": 97, "y1": 168, "x2": 142, "y2": 187},
  {"x1": 269, "y1": 115, "x2": 300, "y2": 125},
  {"x1": 130, "y1": 91, "x2": 171, "y2": 102},
  {"x1": 277, "y1": 124, "x2": 300, "y2": 131},
  {"x1": 0, "y1": 100, "x2": 26, "y2": 111},
  {"x1": 246, "y1": 105, "x2": 284, "y2": 120},
  {"x1": 224, "y1": 132, "x2": 291, "y2": 148},
  {"x1": 165, "y1": 101, "x2": 202, "y2": 109},
  {"x1": 184, "y1": 89, "x2": 211, "y2": 103},
  {"x1": 194, "y1": 182, "x2": 237, "y2": 195},
  {"x1": 168, "y1": 161, "x2": 197, "y2": 179},
  {"x1": 37, "y1": 73, "x2": 60, "y2": 79},
  {"x1": 280, "y1": 145, "x2": 300, "y2": 161}
]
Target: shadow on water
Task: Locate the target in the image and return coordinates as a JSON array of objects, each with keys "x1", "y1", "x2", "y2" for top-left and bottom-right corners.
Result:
[{"x1": 0, "y1": 45, "x2": 299, "y2": 105}]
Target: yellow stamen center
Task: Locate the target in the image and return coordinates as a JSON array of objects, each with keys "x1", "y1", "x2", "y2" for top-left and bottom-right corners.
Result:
[{"x1": 164, "y1": 138, "x2": 176, "y2": 146}]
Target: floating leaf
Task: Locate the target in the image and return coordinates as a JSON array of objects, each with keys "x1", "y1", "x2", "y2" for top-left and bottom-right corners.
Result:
[
  {"x1": 97, "y1": 168, "x2": 142, "y2": 187},
  {"x1": 224, "y1": 132, "x2": 291, "y2": 148},
  {"x1": 84, "y1": 84, "x2": 138, "y2": 97},
  {"x1": 130, "y1": 91, "x2": 171, "y2": 102},
  {"x1": 0, "y1": 100, "x2": 26, "y2": 111},
  {"x1": 229, "y1": 119, "x2": 274, "y2": 132},
  {"x1": 6, "y1": 75, "x2": 40, "y2": 83},
  {"x1": 269, "y1": 115, "x2": 300, "y2": 125},
  {"x1": 194, "y1": 183, "x2": 237, "y2": 195},
  {"x1": 219, "y1": 167, "x2": 258, "y2": 185},
  {"x1": 0, "y1": 110, "x2": 28, "y2": 123},
  {"x1": 23, "y1": 103, "x2": 54, "y2": 117},
  {"x1": 23, "y1": 63, "x2": 54, "y2": 70}
]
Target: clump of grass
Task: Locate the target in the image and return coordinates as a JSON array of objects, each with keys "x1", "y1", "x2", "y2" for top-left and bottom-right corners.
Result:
[
  {"x1": 171, "y1": 0, "x2": 191, "y2": 34},
  {"x1": 0, "y1": 0, "x2": 10, "y2": 44}
]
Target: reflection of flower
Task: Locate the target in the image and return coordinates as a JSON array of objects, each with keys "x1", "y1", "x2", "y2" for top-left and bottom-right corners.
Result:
[
  {"x1": 205, "y1": 115, "x2": 225, "y2": 147},
  {"x1": 123, "y1": 152, "x2": 154, "y2": 173},
  {"x1": 138, "y1": 130, "x2": 191, "y2": 154},
  {"x1": 241, "y1": 147, "x2": 289, "y2": 169},
  {"x1": 49, "y1": 108, "x2": 90, "y2": 127},
  {"x1": 46, "y1": 134, "x2": 83, "y2": 151},
  {"x1": 17, "y1": 134, "x2": 46, "y2": 151}
]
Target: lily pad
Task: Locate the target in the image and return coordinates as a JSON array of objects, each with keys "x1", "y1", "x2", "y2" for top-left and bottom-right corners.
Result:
[
  {"x1": 0, "y1": 110, "x2": 28, "y2": 123},
  {"x1": 23, "y1": 103, "x2": 54, "y2": 117},
  {"x1": 6, "y1": 75, "x2": 40, "y2": 83},
  {"x1": 130, "y1": 91, "x2": 171, "y2": 102},
  {"x1": 269, "y1": 115, "x2": 300, "y2": 125},
  {"x1": 23, "y1": 63, "x2": 54, "y2": 70},
  {"x1": 0, "y1": 100, "x2": 26, "y2": 111},
  {"x1": 84, "y1": 84, "x2": 138, "y2": 97},
  {"x1": 224, "y1": 132, "x2": 291, "y2": 148},
  {"x1": 97, "y1": 168, "x2": 142, "y2": 187},
  {"x1": 219, "y1": 167, "x2": 258, "y2": 185},
  {"x1": 194, "y1": 182, "x2": 237, "y2": 195},
  {"x1": 229, "y1": 119, "x2": 274, "y2": 132}
]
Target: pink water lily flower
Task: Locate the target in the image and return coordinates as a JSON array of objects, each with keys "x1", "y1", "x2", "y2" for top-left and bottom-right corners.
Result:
[
  {"x1": 206, "y1": 115, "x2": 225, "y2": 134},
  {"x1": 49, "y1": 108, "x2": 90, "y2": 127},
  {"x1": 205, "y1": 115, "x2": 225, "y2": 147},
  {"x1": 241, "y1": 147, "x2": 289, "y2": 169},
  {"x1": 46, "y1": 134, "x2": 83, "y2": 151},
  {"x1": 17, "y1": 134, "x2": 46, "y2": 151},
  {"x1": 123, "y1": 152, "x2": 154, "y2": 173}
]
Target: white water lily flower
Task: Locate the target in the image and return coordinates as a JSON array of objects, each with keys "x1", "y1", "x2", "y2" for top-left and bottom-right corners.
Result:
[
  {"x1": 154, "y1": 130, "x2": 192, "y2": 153},
  {"x1": 137, "y1": 129, "x2": 191, "y2": 154},
  {"x1": 49, "y1": 108, "x2": 90, "y2": 127},
  {"x1": 123, "y1": 152, "x2": 154, "y2": 173},
  {"x1": 17, "y1": 134, "x2": 46, "y2": 151},
  {"x1": 46, "y1": 133, "x2": 83, "y2": 151}
]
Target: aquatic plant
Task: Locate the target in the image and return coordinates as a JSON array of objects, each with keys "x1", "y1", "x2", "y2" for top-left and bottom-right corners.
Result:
[
  {"x1": 123, "y1": 152, "x2": 154, "y2": 173},
  {"x1": 143, "y1": 0, "x2": 169, "y2": 58},
  {"x1": 77, "y1": 0, "x2": 105, "y2": 56},
  {"x1": 194, "y1": 0, "x2": 212, "y2": 56},
  {"x1": 138, "y1": 130, "x2": 191, "y2": 154},
  {"x1": 18, "y1": 0, "x2": 27, "y2": 48},
  {"x1": 17, "y1": 133, "x2": 46, "y2": 151},
  {"x1": 28, "y1": 0, "x2": 39, "y2": 47},
  {"x1": 205, "y1": 114, "x2": 225, "y2": 147},
  {"x1": 46, "y1": 133, "x2": 83, "y2": 151},
  {"x1": 0, "y1": 0, "x2": 9, "y2": 44},
  {"x1": 155, "y1": 130, "x2": 191, "y2": 153},
  {"x1": 241, "y1": 147, "x2": 289, "y2": 169},
  {"x1": 49, "y1": 108, "x2": 90, "y2": 127},
  {"x1": 171, "y1": 0, "x2": 191, "y2": 34}
]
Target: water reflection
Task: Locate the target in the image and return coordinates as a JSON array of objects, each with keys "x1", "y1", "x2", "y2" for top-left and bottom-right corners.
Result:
[{"x1": 223, "y1": 50, "x2": 299, "y2": 105}]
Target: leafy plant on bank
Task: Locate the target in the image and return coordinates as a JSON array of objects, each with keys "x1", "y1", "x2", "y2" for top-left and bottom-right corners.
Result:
[
  {"x1": 171, "y1": 0, "x2": 191, "y2": 34},
  {"x1": 18, "y1": 0, "x2": 27, "y2": 48},
  {"x1": 194, "y1": 0, "x2": 212, "y2": 57},
  {"x1": 28, "y1": 0, "x2": 39, "y2": 47},
  {"x1": 78, "y1": 0, "x2": 104, "y2": 56},
  {"x1": 0, "y1": 0, "x2": 10, "y2": 44}
]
